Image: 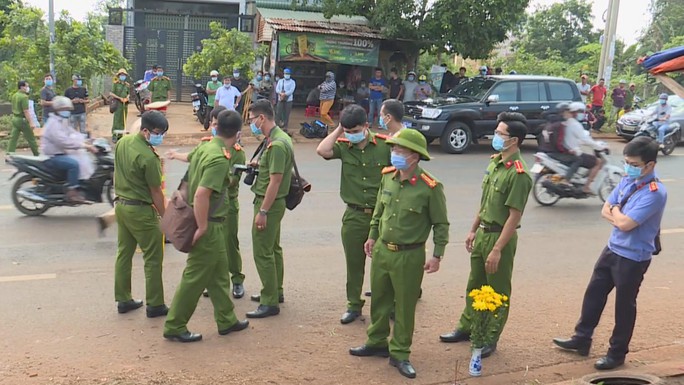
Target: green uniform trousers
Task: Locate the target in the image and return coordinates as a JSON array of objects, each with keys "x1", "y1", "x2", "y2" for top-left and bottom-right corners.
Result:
[
  {"x1": 252, "y1": 197, "x2": 286, "y2": 306},
  {"x1": 112, "y1": 103, "x2": 128, "y2": 140},
  {"x1": 164, "y1": 222, "x2": 239, "y2": 334},
  {"x1": 457, "y1": 228, "x2": 517, "y2": 341},
  {"x1": 114, "y1": 204, "x2": 165, "y2": 307},
  {"x1": 8, "y1": 116, "x2": 39, "y2": 155},
  {"x1": 366, "y1": 240, "x2": 425, "y2": 361},
  {"x1": 341, "y1": 207, "x2": 371, "y2": 311},
  {"x1": 226, "y1": 198, "x2": 245, "y2": 285}
]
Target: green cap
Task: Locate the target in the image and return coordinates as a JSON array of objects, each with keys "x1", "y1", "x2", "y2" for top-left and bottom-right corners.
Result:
[{"x1": 386, "y1": 129, "x2": 431, "y2": 160}]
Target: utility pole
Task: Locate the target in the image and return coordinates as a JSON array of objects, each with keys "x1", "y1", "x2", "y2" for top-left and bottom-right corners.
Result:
[
  {"x1": 598, "y1": 0, "x2": 620, "y2": 87},
  {"x1": 48, "y1": 0, "x2": 56, "y2": 82}
]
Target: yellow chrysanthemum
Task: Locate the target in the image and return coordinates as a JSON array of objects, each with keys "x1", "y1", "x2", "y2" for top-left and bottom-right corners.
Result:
[
  {"x1": 502, "y1": 295, "x2": 509, "y2": 302},
  {"x1": 481, "y1": 285, "x2": 495, "y2": 293},
  {"x1": 472, "y1": 301, "x2": 488, "y2": 311}
]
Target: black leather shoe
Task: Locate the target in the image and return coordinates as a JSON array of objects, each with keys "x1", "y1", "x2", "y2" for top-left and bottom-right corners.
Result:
[
  {"x1": 340, "y1": 310, "x2": 361, "y2": 325},
  {"x1": 389, "y1": 357, "x2": 417, "y2": 379},
  {"x1": 117, "y1": 299, "x2": 143, "y2": 314},
  {"x1": 146, "y1": 304, "x2": 169, "y2": 318},
  {"x1": 250, "y1": 294, "x2": 284, "y2": 303},
  {"x1": 219, "y1": 320, "x2": 249, "y2": 335},
  {"x1": 202, "y1": 289, "x2": 209, "y2": 298},
  {"x1": 481, "y1": 343, "x2": 497, "y2": 358},
  {"x1": 349, "y1": 345, "x2": 389, "y2": 357},
  {"x1": 163, "y1": 331, "x2": 202, "y2": 343},
  {"x1": 553, "y1": 337, "x2": 591, "y2": 356},
  {"x1": 232, "y1": 283, "x2": 245, "y2": 299},
  {"x1": 594, "y1": 356, "x2": 625, "y2": 370},
  {"x1": 364, "y1": 291, "x2": 372, "y2": 297},
  {"x1": 439, "y1": 329, "x2": 470, "y2": 343},
  {"x1": 246, "y1": 305, "x2": 280, "y2": 318}
]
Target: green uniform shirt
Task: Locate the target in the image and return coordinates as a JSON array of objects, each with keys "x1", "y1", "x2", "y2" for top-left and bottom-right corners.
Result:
[
  {"x1": 369, "y1": 166, "x2": 450, "y2": 256},
  {"x1": 11, "y1": 91, "x2": 29, "y2": 116},
  {"x1": 206, "y1": 81, "x2": 221, "y2": 106},
  {"x1": 625, "y1": 89, "x2": 635, "y2": 108},
  {"x1": 186, "y1": 137, "x2": 232, "y2": 217},
  {"x1": 479, "y1": 151, "x2": 533, "y2": 227},
  {"x1": 112, "y1": 80, "x2": 130, "y2": 99},
  {"x1": 114, "y1": 134, "x2": 162, "y2": 203},
  {"x1": 328, "y1": 132, "x2": 391, "y2": 207},
  {"x1": 251, "y1": 127, "x2": 293, "y2": 199},
  {"x1": 148, "y1": 77, "x2": 173, "y2": 102}
]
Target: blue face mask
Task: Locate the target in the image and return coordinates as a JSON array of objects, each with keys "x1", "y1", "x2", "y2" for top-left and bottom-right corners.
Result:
[
  {"x1": 256, "y1": 75, "x2": 263, "y2": 81},
  {"x1": 379, "y1": 116, "x2": 388, "y2": 130},
  {"x1": 250, "y1": 121, "x2": 262, "y2": 136},
  {"x1": 157, "y1": 71, "x2": 164, "y2": 77},
  {"x1": 119, "y1": 75, "x2": 127, "y2": 82},
  {"x1": 390, "y1": 151, "x2": 409, "y2": 170},
  {"x1": 211, "y1": 127, "x2": 217, "y2": 137},
  {"x1": 76, "y1": 80, "x2": 83, "y2": 87},
  {"x1": 45, "y1": 79, "x2": 53, "y2": 86},
  {"x1": 284, "y1": 74, "x2": 291, "y2": 80},
  {"x1": 265, "y1": 76, "x2": 271, "y2": 81},
  {"x1": 148, "y1": 133, "x2": 164, "y2": 147},
  {"x1": 624, "y1": 163, "x2": 643, "y2": 179},
  {"x1": 492, "y1": 133, "x2": 507, "y2": 151},
  {"x1": 659, "y1": 99, "x2": 667, "y2": 105},
  {"x1": 576, "y1": 112, "x2": 585, "y2": 121},
  {"x1": 58, "y1": 110, "x2": 71, "y2": 118},
  {"x1": 345, "y1": 131, "x2": 366, "y2": 144},
  {"x1": 408, "y1": 76, "x2": 415, "y2": 82}
]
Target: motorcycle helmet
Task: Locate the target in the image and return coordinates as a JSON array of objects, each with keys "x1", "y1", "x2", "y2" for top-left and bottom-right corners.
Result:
[
  {"x1": 210, "y1": 70, "x2": 219, "y2": 76},
  {"x1": 52, "y1": 96, "x2": 74, "y2": 111},
  {"x1": 569, "y1": 102, "x2": 586, "y2": 112},
  {"x1": 509, "y1": 70, "x2": 517, "y2": 75},
  {"x1": 659, "y1": 93, "x2": 668, "y2": 100},
  {"x1": 419, "y1": 75, "x2": 427, "y2": 81}
]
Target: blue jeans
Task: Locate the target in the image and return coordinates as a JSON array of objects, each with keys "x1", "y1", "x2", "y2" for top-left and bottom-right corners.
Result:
[
  {"x1": 70, "y1": 113, "x2": 87, "y2": 134},
  {"x1": 368, "y1": 98, "x2": 383, "y2": 126},
  {"x1": 653, "y1": 121, "x2": 671, "y2": 143},
  {"x1": 44, "y1": 155, "x2": 80, "y2": 188}
]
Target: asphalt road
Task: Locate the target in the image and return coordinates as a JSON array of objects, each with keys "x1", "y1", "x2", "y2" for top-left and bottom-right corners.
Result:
[{"x1": 1, "y1": 140, "x2": 683, "y2": 385}]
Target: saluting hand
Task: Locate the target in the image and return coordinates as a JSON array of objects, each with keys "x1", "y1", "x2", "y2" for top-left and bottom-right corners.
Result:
[
  {"x1": 485, "y1": 248, "x2": 501, "y2": 274},
  {"x1": 465, "y1": 231, "x2": 476, "y2": 253},
  {"x1": 363, "y1": 239, "x2": 375, "y2": 258}
]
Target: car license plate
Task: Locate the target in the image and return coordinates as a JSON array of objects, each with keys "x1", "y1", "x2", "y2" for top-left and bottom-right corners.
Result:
[
  {"x1": 192, "y1": 100, "x2": 200, "y2": 107},
  {"x1": 530, "y1": 163, "x2": 544, "y2": 174}
]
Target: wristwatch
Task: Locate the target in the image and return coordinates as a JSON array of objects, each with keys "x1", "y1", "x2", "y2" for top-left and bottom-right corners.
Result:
[{"x1": 258, "y1": 209, "x2": 269, "y2": 216}]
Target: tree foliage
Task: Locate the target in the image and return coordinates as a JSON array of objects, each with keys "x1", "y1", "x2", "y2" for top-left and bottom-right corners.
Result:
[
  {"x1": 183, "y1": 22, "x2": 267, "y2": 81},
  {"x1": 517, "y1": 0, "x2": 598, "y2": 62},
  {"x1": 640, "y1": 0, "x2": 684, "y2": 53}
]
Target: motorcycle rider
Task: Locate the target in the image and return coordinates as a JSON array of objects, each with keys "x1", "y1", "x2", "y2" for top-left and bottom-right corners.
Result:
[
  {"x1": 40, "y1": 96, "x2": 97, "y2": 203},
  {"x1": 651, "y1": 93, "x2": 672, "y2": 148},
  {"x1": 555, "y1": 102, "x2": 606, "y2": 194}
]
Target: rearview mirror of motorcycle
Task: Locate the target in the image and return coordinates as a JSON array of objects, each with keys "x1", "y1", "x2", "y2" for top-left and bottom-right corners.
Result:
[{"x1": 487, "y1": 95, "x2": 499, "y2": 104}]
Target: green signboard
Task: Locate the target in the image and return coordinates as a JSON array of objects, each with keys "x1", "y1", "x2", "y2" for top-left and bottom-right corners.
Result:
[{"x1": 278, "y1": 32, "x2": 380, "y2": 66}]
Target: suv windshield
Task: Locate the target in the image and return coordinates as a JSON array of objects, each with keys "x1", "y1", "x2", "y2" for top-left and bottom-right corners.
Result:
[{"x1": 448, "y1": 78, "x2": 497, "y2": 100}]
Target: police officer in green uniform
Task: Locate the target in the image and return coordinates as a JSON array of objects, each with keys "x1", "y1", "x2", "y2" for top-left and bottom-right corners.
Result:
[
  {"x1": 114, "y1": 111, "x2": 169, "y2": 318},
  {"x1": 165, "y1": 106, "x2": 247, "y2": 299},
  {"x1": 439, "y1": 112, "x2": 533, "y2": 358},
  {"x1": 148, "y1": 66, "x2": 172, "y2": 103},
  {"x1": 246, "y1": 100, "x2": 293, "y2": 319},
  {"x1": 110, "y1": 68, "x2": 131, "y2": 143},
  {"x1": 350, "y1": 129, "x2": 449, "y2": 379},
  {"x1": 163, "y1": 110, "x2": 250, "y2": 343},
  {"x1": 316, "y1": 104, "x2": 391, "y2": 324},
  {"x1": 8, "y1": 80, "x2": 39, "y2": 156}
]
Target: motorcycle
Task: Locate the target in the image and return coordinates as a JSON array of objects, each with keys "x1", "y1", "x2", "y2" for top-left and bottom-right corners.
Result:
[
  {"x1": 633, "y1": 118, "x2": 681, "y2": 156},
  {"x1": 133, "y1": 80, "x2": 151, "y2": 114},
  {"x1": 6, "y1": 139, "x2": 115, "y2": 216},
  {"x1": 531, "y1": 146, "x2": 623, "y2": 206},
  {"x1": 191, "y1": 83, "x2": 210, "y2": 129}
]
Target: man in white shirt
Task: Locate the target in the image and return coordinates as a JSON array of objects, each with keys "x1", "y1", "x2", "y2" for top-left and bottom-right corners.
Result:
[
  {"x1": 558, "y1": 102, "x2": 605, "y2": 193},
  {"x1": 215, "y1": 76, "x2": 242, "y2": 111},
  {"x1": 576, "y1": 75, "x2": 591, "y2": 104}
]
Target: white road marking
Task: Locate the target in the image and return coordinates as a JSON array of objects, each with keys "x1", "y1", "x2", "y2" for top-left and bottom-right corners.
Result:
[
  {"x1": 662, "y1": 228, "x2": 684, "y2": 235},
  {"x1": 0, "y1": 273, "x2": 57, "y2": 283}
]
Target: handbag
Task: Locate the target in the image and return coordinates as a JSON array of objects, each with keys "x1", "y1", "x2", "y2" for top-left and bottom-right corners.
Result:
[
  {"x1": 272, "y1": 138, "x2": 311, "y2": 210},
  {"x1": 160, "y1": 179, "x2": 226, "y2": 253},
  {"x1": 109, "y1": 97, "x2": 120, "y2": 114}
]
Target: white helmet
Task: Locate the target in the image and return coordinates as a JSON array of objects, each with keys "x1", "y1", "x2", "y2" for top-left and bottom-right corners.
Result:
[
  {"x1": 210, "y1": 70, "x2": 219, "y2": 76},
  {"x1": 568, "y1": 102, "x2": 585, "y2": 112},
  {"x1": 52, "y1": 96, "x2": 74, "y2": 111}
]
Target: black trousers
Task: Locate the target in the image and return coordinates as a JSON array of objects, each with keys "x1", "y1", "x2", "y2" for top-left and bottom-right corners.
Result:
[{"x1": 574, "y1": 247, "x2": 651, "y2": 359}]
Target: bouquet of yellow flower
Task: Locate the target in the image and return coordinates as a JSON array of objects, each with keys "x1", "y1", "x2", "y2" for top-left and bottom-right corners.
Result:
[{"x1": 468, "y1": 285, "x2": 509, "y2": 349}]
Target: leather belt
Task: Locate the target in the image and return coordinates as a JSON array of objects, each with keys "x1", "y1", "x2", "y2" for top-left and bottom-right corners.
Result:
[
  {"x1": 116, "y1": 198, "x2": 149, "y2": 206},
  {"x1": 479, "y1": 223, "x2": 520, "y2": 233},
  {"x1": 348, "y1": 204, "x2": 374, "y2": 214},
  {"x1": 208, "y1": 217, "x2": 225, "y2": 223},
  {"x1": 382, "y1": 240, "x2": 425, "y2": 252}
]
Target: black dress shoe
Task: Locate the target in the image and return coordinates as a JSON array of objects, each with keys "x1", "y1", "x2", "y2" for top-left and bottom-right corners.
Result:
[
  {"x1": 389, "y1": 357, "x2": 417, "y2": 379},
  {"x1": 552, "y1": 337, "x2": 591, "y2": 356},
  {"x1": 246, "y1": 305, "x2": 280, "y2": 319},
  {"x1": 250, "y1": 294, "x2": 284, "y2": 303},
  {"x1": 364, "y1": 291, "x2": 372, "y2": 297},
  {"x1": 117, "y1": 299, "x2": 143, "y2": 314},
  {"x1": 202, "y1": 289, "x2": 209, "y2": 298},
  {"x1": 349, "y1": 345, "x2": 389, "y2": 357},
  {"x1": 439, "y1": 329, "x2": 470, "y2": 343},
  {"x1": 163, "y1": 331, "x2": 202, "y2": 343},
  {"x1": 340, "y1": 310, "x2": 361, "y2": 325},
  {"x1": 481, "y1": 343, "x2": 497, "y2": 358},
  {"x1": 219, "y1": 320, "x2": 249, "y2": 335},
  {"x1": 594, "y1": 356, "x2": 625, "y2": 370},
  {"x1": 232, "y1": 283, "x2": 245, "y2": 299},
  {"x1": 146, "y1": 304, "x2": 169, "y2": 318}
]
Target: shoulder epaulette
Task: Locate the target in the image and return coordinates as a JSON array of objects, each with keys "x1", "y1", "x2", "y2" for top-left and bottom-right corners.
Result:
[
  {"x1": 513, "y1": 160, "x2": 525, "y2": 174},
  {"x1": 381, "y1": 166, "x2": 396, "y2": 174},
  {"x1": 420, "y1": 172, "x2": 438, "y2": 189},
  {"x1": 375, "y1": 133, "x2": 390, "y2": 140},
  {"x1": 649, "y1": 181, "x2": 658, "y2": 192},
  {"x1": 233, "y1": 143, "x2": 243, "y2": 151},
  {"x1": 200, "y1": 136, "x2": 212, "y2": 142},
  {"x1": 223, "y1": 148, "x2": 231, "y2": 159}
]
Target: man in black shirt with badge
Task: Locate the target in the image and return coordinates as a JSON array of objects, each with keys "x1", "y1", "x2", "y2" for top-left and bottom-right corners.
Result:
[
  {"x1": 65, "y1": 74, "x2": 89, "y2": 134},
  {"x1": 388, "y1": 68, "x2": 404, "y2": 101}
]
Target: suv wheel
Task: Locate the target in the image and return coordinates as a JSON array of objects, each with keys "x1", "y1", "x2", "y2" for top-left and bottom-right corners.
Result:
[{"x1": 440, "y1": 122, "x2": 472, "y2": 154}]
